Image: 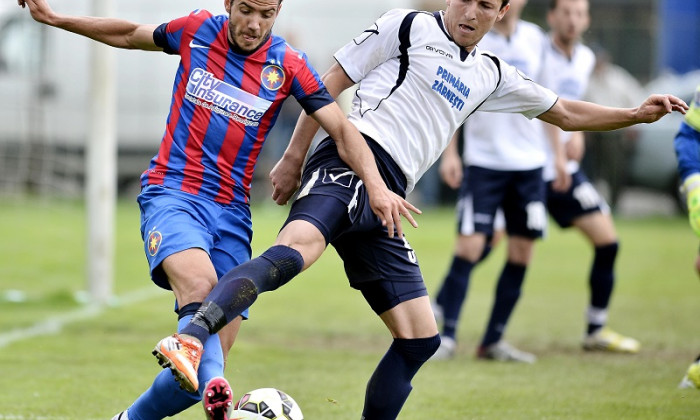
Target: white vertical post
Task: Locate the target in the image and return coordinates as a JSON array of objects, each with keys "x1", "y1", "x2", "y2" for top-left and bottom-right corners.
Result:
[{"x1": 86, "y1": 0, "x2": 116, "y2": 304}]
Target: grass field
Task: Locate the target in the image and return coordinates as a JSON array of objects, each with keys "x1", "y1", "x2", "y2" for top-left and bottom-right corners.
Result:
[{"x1": 1, "y1": 198, "x2": 700, "y2": 419}]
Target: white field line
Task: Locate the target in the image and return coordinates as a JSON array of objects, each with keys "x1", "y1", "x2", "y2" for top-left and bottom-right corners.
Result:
[{"x1": 0, "y1": 287, "x2": 165, "y2": 349}]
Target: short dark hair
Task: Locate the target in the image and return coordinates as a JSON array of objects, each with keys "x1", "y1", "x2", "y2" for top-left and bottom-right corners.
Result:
[{"x1": 502, "y1": 0, "x2": 511, "y2": 8}]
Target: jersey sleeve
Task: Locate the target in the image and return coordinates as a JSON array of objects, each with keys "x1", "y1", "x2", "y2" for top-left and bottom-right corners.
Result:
[
  {"x1": 287, "y1": 48, "x2": 334, "y2": 114},
  {"x1": 333, "y1": 9, "x2": 409, "y2": 83},
  {"x1": 153, "y1": 9, "x2": 211, "y2": 56},
  {"x1": 479, "y1": 58, "x2": 558, "y2": 119}
]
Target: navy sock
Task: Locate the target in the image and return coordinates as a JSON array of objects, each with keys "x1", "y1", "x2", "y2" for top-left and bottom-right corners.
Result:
[
  {"x1": 435, "y1": 256, "x2": 476, "y2": 339},
  {"x1": 588, "y1": 242, "x2": 618, "y2": 334},
  {"x1": 481, "y1": 262, "x2": 527, "y2": 347},
  {"x1": 362, "y1": 335, "x2": 440, "y2": 420},
  {"x1": 181, "y1": 245, "x2": 303, "y2": 344},
  {"x1": 176, "y1": 302, "x2": 201, "y2": 320}
]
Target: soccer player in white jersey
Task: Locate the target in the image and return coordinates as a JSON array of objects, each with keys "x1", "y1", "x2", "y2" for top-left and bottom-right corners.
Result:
[
  {"x1": 538, "y1": 0, "x2": 640, "y2": 353},
  {"x1": 151, "y1": 1, "x2": 685, "y2": 418},
  {"x1": 431, "y1": 0, "x2": 569, "y2": 362}
]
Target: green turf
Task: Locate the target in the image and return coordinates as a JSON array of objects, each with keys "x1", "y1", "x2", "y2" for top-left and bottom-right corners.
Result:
[{"x1": 1, "y1": 199, "x2": 699, "y2": 419}]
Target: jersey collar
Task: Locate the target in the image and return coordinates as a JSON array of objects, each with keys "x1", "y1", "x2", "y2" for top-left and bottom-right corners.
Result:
[{"x1": 434, "y1": 11, "x2": 477, "y2": 62}]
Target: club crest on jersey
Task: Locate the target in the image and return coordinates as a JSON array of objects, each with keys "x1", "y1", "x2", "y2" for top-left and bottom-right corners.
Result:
[
  {"x1": 261, "y1": 65, "x2": 285, "y2": 91},
  {"x1": 147, "y1": 229, "x2": 162, "y2": 257}
]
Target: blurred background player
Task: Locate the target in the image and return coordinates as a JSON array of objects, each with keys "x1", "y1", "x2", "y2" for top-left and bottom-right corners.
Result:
[
  {"x1": 674, "y1": 84, "x2": 700, "y2": 389},
  {"x1": 19, "y1": 0, "x2": 373, "y2": 419},
  {"x1": 539, "y1": 0, "x2": 640, "y2": 353},
  {"x1": 430, "y1": 0, "x2": 569, "y2": 362}
]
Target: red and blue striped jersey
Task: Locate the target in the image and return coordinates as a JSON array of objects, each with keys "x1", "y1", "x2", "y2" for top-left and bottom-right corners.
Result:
[{"x1": 141, "y1": 9, "x2": 333, "y2": 205}]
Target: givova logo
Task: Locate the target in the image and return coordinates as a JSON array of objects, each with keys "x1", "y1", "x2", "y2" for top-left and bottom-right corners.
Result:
[{"x1": 185, "y1": 68, "x2": 272, "y2": 126}]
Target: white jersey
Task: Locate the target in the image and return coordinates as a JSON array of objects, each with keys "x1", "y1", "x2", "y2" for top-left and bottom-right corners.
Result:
[
  {"x1": 538, "y1": 36, "x2": 595, "y2": 180},
  {"x1": 333, "y1": 9, "x2": 558, "y2": 193},
  {"x1": 464, "y1": 20, "x2": 549, "y2": 170}
]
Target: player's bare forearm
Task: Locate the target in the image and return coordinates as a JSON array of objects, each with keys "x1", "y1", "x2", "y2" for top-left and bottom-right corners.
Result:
[
  {"x1": 270, "y1": 112, "x2": 320, "y2": 205},
  {"x1": 19, "y1": 0, "x2": 159, "y2": 50},
  {"x1": 540, "y1": 95, "x2": 688, "y2": 131},
  {"x1": 438, "y1": 133, "x2": 462, "y2": 190},
  {"x1": 543, "y1": 122, "x2": 571, "y2": 192}
]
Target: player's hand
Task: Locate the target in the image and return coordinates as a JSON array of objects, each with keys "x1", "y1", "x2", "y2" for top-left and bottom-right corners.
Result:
[
  {"x1": 551, "y1": 158, "x2": 571, "y2": 192},
  {"x1": 684, "y1": 174, "x2": 700, "y2": 237},
  {"x1": 566, "y1": 133, "x2": 585, "y2": 163},
  {"x1": 438, "y1": 152, "x2": 463, "y2": 190},
  {"x1": 270, "y1": 155, "x2": 303, "y2": 205},
  {"x1": 367, "y1": 185, "x2": 421, "y2": 239},
  {"x1": 18, "y1": 0, "x2": 55, "y2": 24},
  {"x1": 634, "y1": 94, "x2": 689, "y2": 123}
]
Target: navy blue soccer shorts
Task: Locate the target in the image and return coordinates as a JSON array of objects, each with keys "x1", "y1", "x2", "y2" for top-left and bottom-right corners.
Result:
[
  {"x1": 283, "y1": 137, "x2": 427, "y2": 315},
  {"x1": 457, "y1": 165, "x2": 547, "y2": 239},
  {"x1": 546, "y1": 169, "x2": 610, "y2": 228},
  {"x1": 137, "y1": 184, "x2": 252, "y2": 317}
]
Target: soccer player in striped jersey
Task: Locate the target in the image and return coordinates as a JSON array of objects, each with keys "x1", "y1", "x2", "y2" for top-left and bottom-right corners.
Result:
[
  {"x1": 539, "y1": 0, "x2": 640, "y2": 353},
  {"x1": 19, "y1": 0, "x2": 412, "y2": 419},
  {"x1": 151, "y1": 1, "x2": 686, "y2": 419}
]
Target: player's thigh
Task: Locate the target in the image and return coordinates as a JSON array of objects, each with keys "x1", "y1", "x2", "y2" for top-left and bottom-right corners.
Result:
[
  {"x1": 161, "y1": 248, "x2": 218, "y2": 306},
  {"x1": 278, "y1": 194, "x2": 352, "y2": 270}
]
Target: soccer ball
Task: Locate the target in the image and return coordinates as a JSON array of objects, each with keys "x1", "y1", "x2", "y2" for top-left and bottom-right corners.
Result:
[{"x1": 229, "y1": 387, "x2": 304, "y2": 419}]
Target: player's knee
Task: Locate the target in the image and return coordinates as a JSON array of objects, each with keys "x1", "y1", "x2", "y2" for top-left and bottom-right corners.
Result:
[
  {"x1": 237, "y1": 245, "x2": 304, "y2": 293},
  {"x1": 172, "y1": 275, "x2": 218, "y2": 305},
  {"x1": 454, "y1": 235, "x2": 486, "y2": 263},
  {"x1": 392, "y1": 334, "x2": 442, "y2": 363}
]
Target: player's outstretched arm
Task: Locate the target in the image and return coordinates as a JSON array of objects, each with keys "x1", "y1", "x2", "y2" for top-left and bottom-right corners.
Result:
[
  {"x1": 539, "y1": 94, "x2": 688, "y2": 132},
  {"x1": 18, "y1": 0, "x2": 159, "y2": 51}
]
